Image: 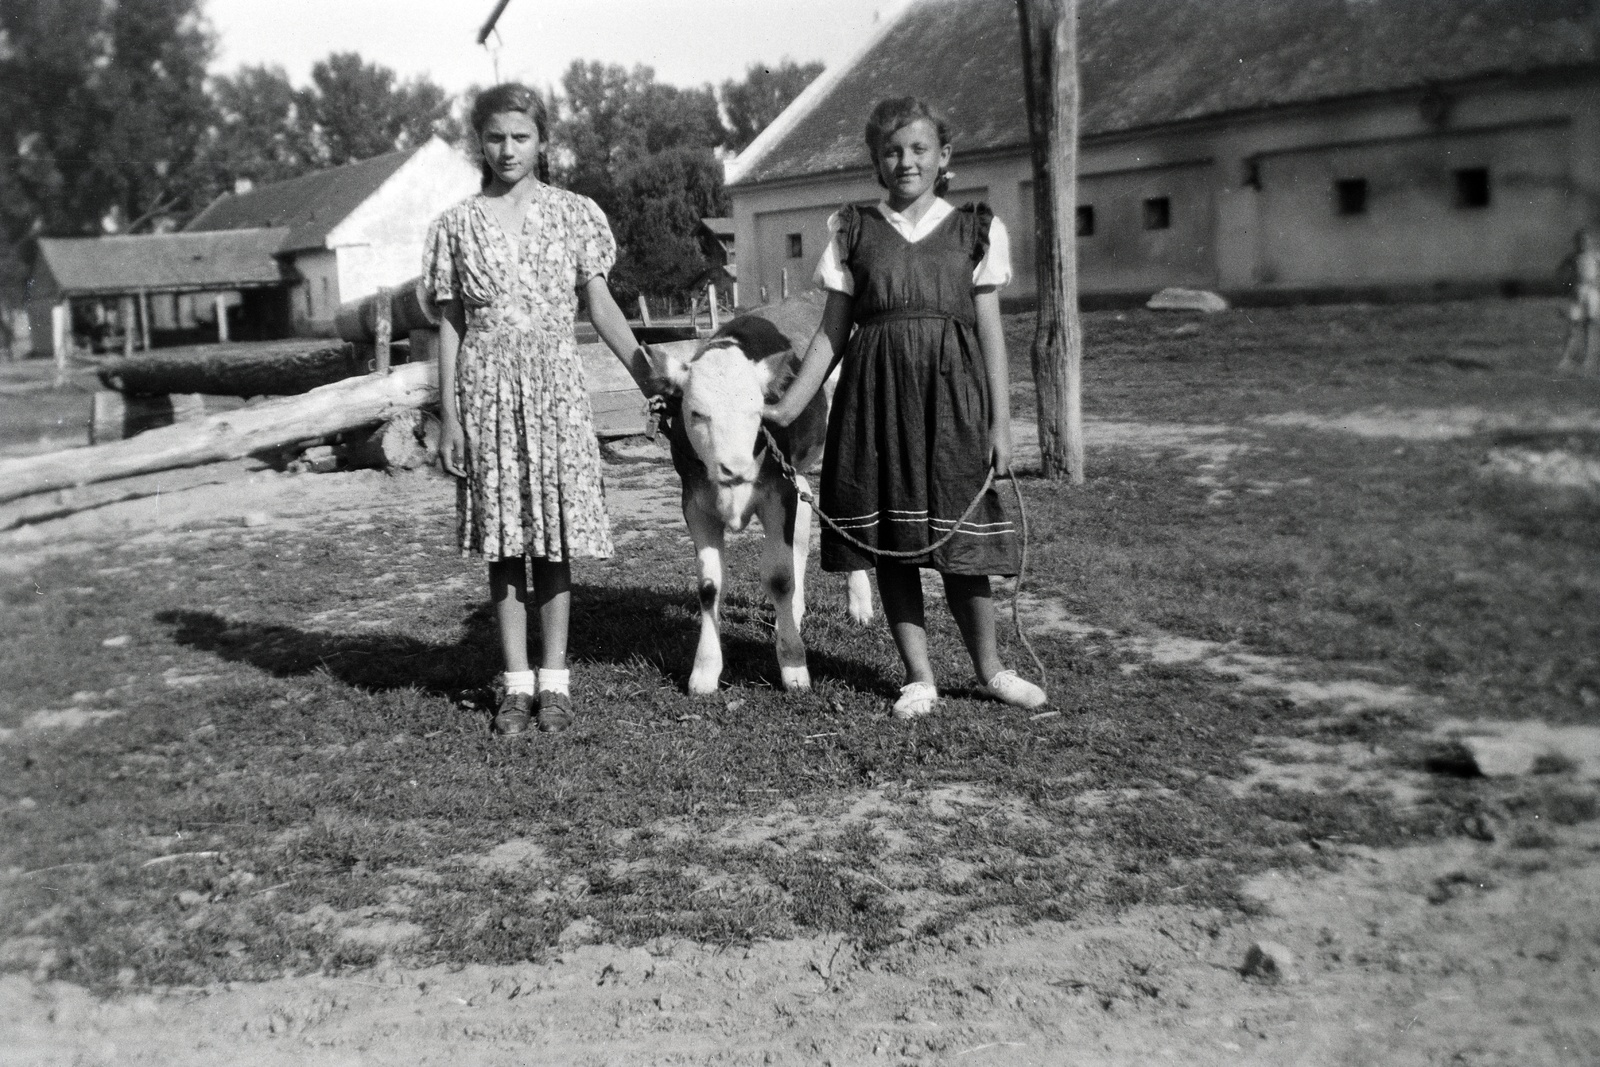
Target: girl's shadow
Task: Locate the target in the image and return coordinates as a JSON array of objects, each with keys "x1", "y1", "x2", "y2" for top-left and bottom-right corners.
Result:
[{"x1": 156, "y1": 582, "x2": 879, "y2": 699}]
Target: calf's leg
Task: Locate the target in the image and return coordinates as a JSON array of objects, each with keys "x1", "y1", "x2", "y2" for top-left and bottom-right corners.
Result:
[
  {"x1": 684, "y1": 499, "x2": 727, "y2": 695},
  {"x1": 758, "y1": 487, "x2": 810, "y2": 690}
]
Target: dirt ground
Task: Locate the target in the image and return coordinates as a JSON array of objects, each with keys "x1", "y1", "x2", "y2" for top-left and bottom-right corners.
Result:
[{"x1": 3, "y1": 409, "x2": 1599, "y2": 1066}]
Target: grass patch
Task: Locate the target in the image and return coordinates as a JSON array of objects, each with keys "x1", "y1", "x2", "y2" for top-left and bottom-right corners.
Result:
[{"x1": 3, "y1": 299, "x2": 1598, "y2": 991}]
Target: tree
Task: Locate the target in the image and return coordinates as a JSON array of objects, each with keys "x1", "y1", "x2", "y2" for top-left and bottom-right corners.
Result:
[
  {"x1": 0, "y1": 0, "x2": 214, "y2": 310},
  {"x1": 299, "y1": 52, "x2": 454, "y2": 167},
  {"x1": 720, "y1": 59, "x2": 823, "y2": 153},
  {"x1": 200, "y1": 65, "x2": 320, "y2": 190},
  {"x1": 608, "y1": 146, "x2": 729, "y2": 301},
  {"x1": 552, "y1": 61, "x2": 725, "y2": 298}
]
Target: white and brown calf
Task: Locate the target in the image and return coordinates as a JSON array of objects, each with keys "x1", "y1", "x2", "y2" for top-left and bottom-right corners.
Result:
[{"x1": 653, "y1": 304, "x2": 873, "y2": 695}]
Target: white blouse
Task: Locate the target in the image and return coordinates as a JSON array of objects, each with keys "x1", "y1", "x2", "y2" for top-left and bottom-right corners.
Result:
[{"x1": 812, "y1": 198, "x2": 1013, "y2": 296}]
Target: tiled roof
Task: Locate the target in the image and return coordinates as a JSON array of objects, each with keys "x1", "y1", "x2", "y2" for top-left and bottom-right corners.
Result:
[
  {"x1": 185, "y1": 146, "x2": 419, "y2": 250},
  {"x1": 733, "y1": 0, "x2": 1600, "y2": 187},
  {"x1": 34, "y1": 229, "x2": 291, "y2": 296}
]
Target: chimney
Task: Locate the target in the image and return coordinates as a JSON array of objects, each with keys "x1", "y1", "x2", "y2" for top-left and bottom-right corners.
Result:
[{"x1": 234, "y1": 177, "x2": 254, "y2": 195}]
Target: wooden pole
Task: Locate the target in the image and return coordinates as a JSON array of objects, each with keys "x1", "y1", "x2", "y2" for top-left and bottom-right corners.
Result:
[
  {"x1": 120, "y1": 295, "x2": 135, "y2": 358},
  {"x1": 214, "y1": 292, "x2": 230, "y2": 343},
  {"x1": 1017, "y1": 0, "x2": 1084, "y2": 483},
  {"x1": 372, "y1": 286, "x2": 392, "y2": 373},
  {"x1": 780, "y1": 268, "x2": 789, "y2": 301},
  {"x1": 637, "y1": 294, "x2": 652, "y2": 327},
  {"x1": 708, "y1": 282, "x2": 720, "y2": 330},
  {"x1": 138, "y1": 289, "x2": 152, "y2": 350}
]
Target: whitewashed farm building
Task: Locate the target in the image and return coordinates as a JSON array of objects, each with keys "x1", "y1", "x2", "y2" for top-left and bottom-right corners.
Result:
[
  {"x1": 28, "y1": 137, "x2": 476, "y2": 356},
  {"x1": 727, "y1": 0, "x2": 1600, "y2": 306}
]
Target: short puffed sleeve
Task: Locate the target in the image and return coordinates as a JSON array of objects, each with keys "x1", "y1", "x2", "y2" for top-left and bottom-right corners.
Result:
[
  {"x1": 572, "y1": 195, "x2": 618, "y2": 286},
  {"x1": 973, "y1": 212, "x2": 1013, "y2": 290},
  {"x1": 421, "y1": 211, "x2": 458, "y2": 305},
  {"x1": 812, "y1": 206, "x2": 858, "y2": 295}
]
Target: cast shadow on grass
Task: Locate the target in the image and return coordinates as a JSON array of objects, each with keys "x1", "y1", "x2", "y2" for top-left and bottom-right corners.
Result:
[{"x1": 155, "y1": 582, "x2": 881, "y2": 700}]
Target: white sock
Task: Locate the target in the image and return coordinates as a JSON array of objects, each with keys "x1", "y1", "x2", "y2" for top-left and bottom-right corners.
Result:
[
  {"x1": 538, "y1": 668, "x2": 570, "y2": 696},
  {"x1": 503, "y1": 670, "x2": 536, "y2": 695}
]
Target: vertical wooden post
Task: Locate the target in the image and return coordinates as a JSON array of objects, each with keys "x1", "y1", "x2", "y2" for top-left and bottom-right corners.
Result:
[
  {"x1": 780, "y1": 268, "x2": 789, "y2": 301},
  {"x1": 214, "y1": 292, "x2": 230, "y2": 343},
  {"x1": 51, "y1": 301, "x2": 70, "y2": 364},
  {"x1": 373, "y1": 287, "x2": 392, "y2": 373},
  {"x1": 138, "y1": 289, "x2": 152, "y2": 350},
  {"x1": 1017, "y1": 0, "x2": 1084, "y2": 483},
  {"x1": 708, "y1": 283, "x2": 720, "y2": 330},
  {"x1": 120, "y1": 295, "x2": 135, "y2": 357},
  {"x1": 731, "y1": 280, "x2": 740, "y2": 308},
  {"x1": 637, "y1": 294, "x2": 652, "y2": 327}
]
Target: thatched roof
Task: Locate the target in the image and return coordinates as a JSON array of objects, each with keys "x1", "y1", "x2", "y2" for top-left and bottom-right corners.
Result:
[{"x1": 731, "y1": 0, "x2": 1600, "y2": 187}]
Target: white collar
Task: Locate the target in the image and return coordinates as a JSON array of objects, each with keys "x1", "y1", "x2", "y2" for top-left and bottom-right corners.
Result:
[{"x1": 875, "y1": 197, "x2": 954, "y2": 243}]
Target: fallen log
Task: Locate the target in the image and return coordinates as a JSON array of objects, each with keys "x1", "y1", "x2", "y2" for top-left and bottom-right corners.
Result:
[
  {"x1": 97, "y1": 338, "x2": 365, "y2": 398},
  {"x1": 0, "y1": 363, "x2": 437, "y2": 504}
]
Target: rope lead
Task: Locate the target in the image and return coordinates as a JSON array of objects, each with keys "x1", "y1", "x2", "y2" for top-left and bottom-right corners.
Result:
[{"x1": 757, "y1": 424, "x2": 1047, "y2": 687}]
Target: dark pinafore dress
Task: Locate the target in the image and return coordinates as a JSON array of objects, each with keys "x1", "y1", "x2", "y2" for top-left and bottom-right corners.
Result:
[{"x1": 819, "y1": 203, "x2": 1021, "y2": 576}]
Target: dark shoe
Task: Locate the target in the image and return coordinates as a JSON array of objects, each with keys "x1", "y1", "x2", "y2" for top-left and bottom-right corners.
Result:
[
  {"x1": 492, "y1": 691, "x2": 534, "y2": 735},
  {"x1": 537, "y1": 689, "x2": 574, "y2": 733}
]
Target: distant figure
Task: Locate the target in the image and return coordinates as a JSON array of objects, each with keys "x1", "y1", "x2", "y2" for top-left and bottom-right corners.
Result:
[{"x1": 1558, "y1": 228, "x2": 1600, "y2": 376}]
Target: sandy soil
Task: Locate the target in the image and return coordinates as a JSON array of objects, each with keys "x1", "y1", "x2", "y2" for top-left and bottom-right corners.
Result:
[{"x1": 3, "y1": 411, "x2": 1599, "y2": 1066}]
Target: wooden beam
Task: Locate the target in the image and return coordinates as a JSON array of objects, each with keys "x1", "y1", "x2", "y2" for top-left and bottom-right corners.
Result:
[
  {"x1": 215, "y1": 292, "x2": 230, "y2": 343},
  {"x1": 139, "y1": 289, "x2": 152, "y2": 350},
  {"x1": 1017, "y1": 0, "x2": 1084, "y2": 483},
  {"x1": 0, "y1": 362, "x2": 437, "y2": 504}
]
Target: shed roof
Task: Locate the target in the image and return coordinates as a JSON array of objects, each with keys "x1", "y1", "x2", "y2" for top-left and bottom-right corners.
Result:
[
  {"x1": 34, "y1": 229, "x2": 291, "y2": 297},
  {"x1": 185, "y1": 145, "x2": 420, "y2": 250},
  {"x1": 731, "y1": 0, "x2": 1600, "y2": 187},
  {"x1": 698, "y1": 217, "x2": 735, "y2": 238}
]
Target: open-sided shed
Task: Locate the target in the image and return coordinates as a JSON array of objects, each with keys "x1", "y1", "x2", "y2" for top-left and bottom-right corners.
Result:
[{"x1": 28, "y1": 228, "x2": 293, "y2": 360}]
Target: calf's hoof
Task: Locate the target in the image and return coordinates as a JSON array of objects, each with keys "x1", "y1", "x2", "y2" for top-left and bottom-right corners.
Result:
[
  {"x1": 688, "y1": 668, "x2": 721, "y2": 696},
  {"x1": 780, "y1": 665, "x2": 811, "y2": 691}
]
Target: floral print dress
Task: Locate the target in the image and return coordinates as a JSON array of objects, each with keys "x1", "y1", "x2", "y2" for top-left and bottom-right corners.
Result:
[{"x1": 423, "y1": 183, "x2": 617, "y2": 563}]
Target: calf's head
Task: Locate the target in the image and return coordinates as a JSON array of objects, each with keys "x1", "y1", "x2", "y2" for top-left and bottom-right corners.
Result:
[{"x1": 656, "y1": 317, "x2": 795, "y2": 488}]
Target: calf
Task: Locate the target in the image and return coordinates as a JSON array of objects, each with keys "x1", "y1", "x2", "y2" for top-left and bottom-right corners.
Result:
[{"x1": 653, "y1": 298, "x2": 873, "y2": 695}]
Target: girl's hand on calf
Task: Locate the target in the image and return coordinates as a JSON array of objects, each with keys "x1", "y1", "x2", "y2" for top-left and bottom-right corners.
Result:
[
  {"x1": 439, "y1": 420, "x2": 467, "y2": 478},
  {"x1": 762, "y1": 399, "x2": 797, "y2": 427}
]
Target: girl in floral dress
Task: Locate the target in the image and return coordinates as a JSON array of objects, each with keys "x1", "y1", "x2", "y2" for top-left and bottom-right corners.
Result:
[
  {"x1": 424, "y1": 83, "x2": 654, "y2": 736},
  {"x1": 765, "y1": 97, "x2": 1047, "y2": 719}
]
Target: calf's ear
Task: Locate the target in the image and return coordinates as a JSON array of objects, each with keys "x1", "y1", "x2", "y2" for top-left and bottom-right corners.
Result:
[
  {"x1": 756, "y1": 348, "x2": 798, "y2": 400},
  {"x1": 648, "y1": 340, "x2": 699, "y2": 396}
]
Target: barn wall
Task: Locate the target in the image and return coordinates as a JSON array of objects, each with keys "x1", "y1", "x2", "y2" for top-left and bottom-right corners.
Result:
[
  {"x1": 291, "y1": 249, "x2": 341, "y2": 335},
  {"x1": 328, "y1": 138, "x2": 479, "y2": 307},
  {"x1": 731, "y1": 68, "x2": 1600, "y2": 303}
]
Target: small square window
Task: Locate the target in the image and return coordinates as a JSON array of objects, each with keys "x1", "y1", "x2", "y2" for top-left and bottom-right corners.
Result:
[
  {"x1": 786, "y1": 233, "x2": 803, "y2": 258},
  {"x1": 1076, "y1": 205, "x2": 1095, "y2": 237},
  {"x1": 1335, "y1": 178, "x2": 1368, "y2": 216},
  {"x1": 1142, "y1": 196, "x2": 1171, "y2": 230},
  {"x1": 1453, "y1": 167, "x2": 1490, "y2": 209}
]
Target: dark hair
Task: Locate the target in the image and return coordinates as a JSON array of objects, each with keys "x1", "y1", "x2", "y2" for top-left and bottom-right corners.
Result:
[
  {"x1": 863, "y1": 96, "x2": 952, "y2": 196},
  {"x1": 470, "y1": 82, "x2": 551, "y2": 187}
]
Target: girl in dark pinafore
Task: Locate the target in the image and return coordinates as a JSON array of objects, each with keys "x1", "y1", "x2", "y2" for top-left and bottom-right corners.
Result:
[{"x1": 766, "y1": 97, "x2": 1047, "y2": 719}]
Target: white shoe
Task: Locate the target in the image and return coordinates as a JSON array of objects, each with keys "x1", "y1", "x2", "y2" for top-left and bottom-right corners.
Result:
[
  {"x1": 983, "y1": 669, "x2": 1048, "y2": 709},
  {"x1": 892, "y1": 681, "x2": 940, "y2": 720}
]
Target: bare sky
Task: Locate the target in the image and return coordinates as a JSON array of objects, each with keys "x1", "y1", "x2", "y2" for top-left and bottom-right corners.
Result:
[{"x1": 206, "y1": 0, "x2": 910, "y2": 93}]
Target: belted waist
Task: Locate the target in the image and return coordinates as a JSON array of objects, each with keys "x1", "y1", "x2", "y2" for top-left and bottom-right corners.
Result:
[{"x1": 856, "y1": 308, "x2": 973, "y2": 329}]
